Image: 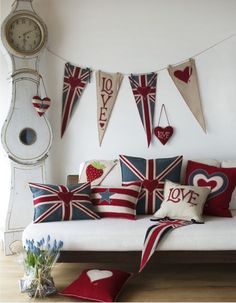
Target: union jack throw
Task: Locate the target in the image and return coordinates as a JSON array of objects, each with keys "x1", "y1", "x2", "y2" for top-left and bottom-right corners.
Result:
[
  {"x1": 129, "y1": 72, "x2": 157, "y2": 146},
  {"x1": 29, "y1": 182, "x2": 100, "y2": 223},
  {"x1": 91, "y1": 183, "x2": 141, "y2": 220},
  {"x1": 140, "y1": 218, "x2": 193, "y2": 272},
  {"x1": 120, "y1": 155, "x2": 183, "y2": 214},
  {"x1": 61, "y1": 62, "x2": 91, "y2": 137}
]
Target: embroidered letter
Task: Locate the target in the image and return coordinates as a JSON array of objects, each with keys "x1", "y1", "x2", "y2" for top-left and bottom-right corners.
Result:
[{"x1": 167, "y1": 188, "x2": 181, "y2": 203}]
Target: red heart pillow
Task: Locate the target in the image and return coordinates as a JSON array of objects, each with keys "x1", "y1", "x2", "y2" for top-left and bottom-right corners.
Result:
[
  {"x1": 185, "y1": 161, "x2": 236, "y2": 217},
  {"x1": 59, "y1": 268, "x2": 132, "y2": 302}
]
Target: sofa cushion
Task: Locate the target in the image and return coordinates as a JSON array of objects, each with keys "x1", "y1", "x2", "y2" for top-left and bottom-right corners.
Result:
[
  {"x1": 59, "y1": 268, "x2": 132, "y2": 302},
  {"x1": 79, "y1": 159, "x2": 220, "y2": 187},
  {"x1": 79, "y1": 160, "x2": 117, "y2": 185},
  {"x1": 154, "y1": 180, "x2": 210, "y2": 222},
  {"x1": 119, "y1": 155, "x2": 183, "y2": 215},
  {"x1": 185, "y1": 161, "x2": 236, "y2": 217},
  {"x1": 180, "y1": 159, "x2": 220, "y2": 183},
  {"x1": 29, "y1": 182, "x2": 100, "y2": 223},
  {"x1": 91, "y1": 184, "x2": 141, "y2": 220},
  {"x1": 221, "y1": 160, "x2": 236, "y2": 210},
  {"x1": 23, "y1": 210, "x2": 236, "y2": 251}
]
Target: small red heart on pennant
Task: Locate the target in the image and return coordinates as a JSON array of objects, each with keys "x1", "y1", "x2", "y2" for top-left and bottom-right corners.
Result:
[
  {"x1": 57, "y1": 192, "x2": 74, "y2": 206},
  {"x1": 174, "y1": 66, "x2": 192, "y2": 83},
  {"x1": 100, "y1": 122, "x2": 105, "y2": 128},
  {"x1": 154, "y1": 126, "x2": 174, "y2": 145},
  {"x1": 142, "y1": 179, "x2": 160, "y2": 194},
  {"x1": 32, "y1": 95, "x2": 51, "y2": 116}
]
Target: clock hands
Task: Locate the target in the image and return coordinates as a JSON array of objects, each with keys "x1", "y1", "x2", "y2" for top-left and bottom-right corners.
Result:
[{"x1": 23, "y1": 29, "x2": 34, "y2": 36}]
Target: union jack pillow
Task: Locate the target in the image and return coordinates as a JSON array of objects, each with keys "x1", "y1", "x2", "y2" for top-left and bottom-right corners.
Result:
[
  {"x1": 29, "y1": 182, "x2": 100, "y2": 223},
  {"x1": 91, "y1": 183, "x2": 142, "y2": 220},
  {"x1": 119, "y1": 155, "x2": 183, "y2": 214}
]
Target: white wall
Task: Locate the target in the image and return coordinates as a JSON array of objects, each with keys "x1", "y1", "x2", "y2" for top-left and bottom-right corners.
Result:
[{"x1": 1, "y1": 0, "x2": 236, "y2": 223}]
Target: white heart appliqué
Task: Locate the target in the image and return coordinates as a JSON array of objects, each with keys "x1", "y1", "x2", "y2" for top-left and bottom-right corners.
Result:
[{"x1": 87, "y1": 269, "x2": 113, "y2": 283}]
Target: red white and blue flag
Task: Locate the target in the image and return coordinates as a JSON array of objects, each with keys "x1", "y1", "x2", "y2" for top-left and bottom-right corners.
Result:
[
  {"x1": 120, "y1": 155, "x2": 183, "y2": 214},
  {"x1": 91, "y1": 184, "x2": 141, "y2": 220},
  {"x1": 129, "y1": 72, "x2": 157, "y2": 146},
  {"x1": 140, "y1": 218, "x2": 192, "y2": 272},
  {"x1": 29, "y1": 182, "x2": 100, "y2": 223},
  {"x1": 61, "y1": 62, "x2": 91, "y2": 137}
]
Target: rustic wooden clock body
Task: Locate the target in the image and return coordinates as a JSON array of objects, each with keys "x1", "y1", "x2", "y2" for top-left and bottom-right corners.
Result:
[{"x1": 1, "y1": 0, "x2": 52, "y2": 254}]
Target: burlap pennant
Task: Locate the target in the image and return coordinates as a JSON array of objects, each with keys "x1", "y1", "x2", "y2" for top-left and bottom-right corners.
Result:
[
  {"x1": 168, "y1": 59, "x2": 206, "y2": 132},
  {"x1": 96, "y1": 71, "x2": 123, "y2": 145}
]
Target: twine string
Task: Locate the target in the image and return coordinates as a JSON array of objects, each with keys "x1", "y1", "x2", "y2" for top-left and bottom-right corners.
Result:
[
  {"x1": 46, "y1": 32, "x2": 236, "y2": 75},
  {"x1": 158, "y1": 104, "x2": 170, "y2": 126}
]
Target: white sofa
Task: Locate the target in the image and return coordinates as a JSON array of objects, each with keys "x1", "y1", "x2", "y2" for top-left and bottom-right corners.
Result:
[{"x1": 22, "y1": 158, "x2": 236, "y2": 263}]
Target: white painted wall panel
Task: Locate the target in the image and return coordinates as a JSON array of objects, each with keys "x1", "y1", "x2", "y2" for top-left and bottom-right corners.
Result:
[{"x1": 1, "y1": 0, "x2": 236, "y2": 225}]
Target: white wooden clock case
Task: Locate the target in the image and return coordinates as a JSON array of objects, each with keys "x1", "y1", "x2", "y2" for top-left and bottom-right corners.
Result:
[{"x1": 1, "y1": 0, "x2": 52, "y2": 255}]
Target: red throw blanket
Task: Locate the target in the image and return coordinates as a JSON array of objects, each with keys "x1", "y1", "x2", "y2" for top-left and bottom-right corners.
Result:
[{"x1": 139, "y1": 218, "x2": 194, "y2": 272}]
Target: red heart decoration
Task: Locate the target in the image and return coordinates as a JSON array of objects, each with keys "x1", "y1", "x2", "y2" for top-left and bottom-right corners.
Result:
[
  {"x1": 100, "y1": 122, "x2": 105, "y2": 128},
  {"x1": 136, "y1": 86, "x2": 151, "y2": 98},
  {"x1": 32, "y1": 95, "x2": 51, "y2": 116},
  {"x1": 174, "y1": 66, "x2": 192, "y2": 83},
  {"x1": 58, "y1": 192, "x2": 74, "y2": 206},
  {"x1": 154, "y1": 126, "x2": 173, "y2": 145},
  {"x1": 142, "y1": 179, "x2": 160, "y2": 194},
  {"x1": 197, "y1": 179, "x2": 217, "y2": 190}
]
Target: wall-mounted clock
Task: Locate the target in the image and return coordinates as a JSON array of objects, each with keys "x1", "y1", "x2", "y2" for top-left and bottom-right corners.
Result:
[{"x1": 1, "y1": 0, "x2": 52, "y2": 255}]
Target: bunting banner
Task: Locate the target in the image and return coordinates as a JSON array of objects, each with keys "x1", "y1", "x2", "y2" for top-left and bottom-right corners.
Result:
[
  {"x1": 129, "y1": 72, "x2": 157, "y2": 147},
  {"x1": 61, "y1": 62, "x2": 91, "y2": 138},
  {"x1": 168, "y1": 59, "x2": 206, "y2": 132},
  {"x1": 139, "y1": 218, "x2": 193, "y2": 272},
  {"x1": 96, "y1": 71, "x2": 123, "y2": 145}
]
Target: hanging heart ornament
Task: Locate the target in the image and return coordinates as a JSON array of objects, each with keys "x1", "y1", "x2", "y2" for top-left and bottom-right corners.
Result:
[
  {"x1": 154, "y1": 104, "x2": 174, "y2": 145},
  {"x1": 154, "y1": 126, "x2": 174, "y2": 145},
  {"x1": 32, "y1": 95, "x2": 51, "y2": 116}
]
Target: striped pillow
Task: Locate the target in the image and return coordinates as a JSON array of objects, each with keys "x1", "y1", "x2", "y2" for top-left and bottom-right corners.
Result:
[{"x1": 91, "y1": 184, "x2": 142, "y2": 220}]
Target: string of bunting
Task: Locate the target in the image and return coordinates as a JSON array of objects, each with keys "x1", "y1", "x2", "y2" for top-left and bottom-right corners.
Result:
[
  {"x1": 47, "y1": 32, "x2": 236, "y2": 74},
  {"x1": 45, "y1": 33, "x2": 236, "y2": 145}
]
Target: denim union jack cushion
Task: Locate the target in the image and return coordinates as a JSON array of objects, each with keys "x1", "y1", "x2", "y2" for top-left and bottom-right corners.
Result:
[
  {"x1": 91, "y1": 183, "x2": 142, "y2": 220},
  {"x1": 29, "y1": 182, "x2": 100, "y2": 223},
  {"x1": 119, "y1": 155, "x2": 183, "y2": 214}
]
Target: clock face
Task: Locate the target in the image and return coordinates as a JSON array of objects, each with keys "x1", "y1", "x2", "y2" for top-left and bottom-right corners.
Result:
[{"x1": 4, "y1": 13, "x2": 47, "y2": 56}]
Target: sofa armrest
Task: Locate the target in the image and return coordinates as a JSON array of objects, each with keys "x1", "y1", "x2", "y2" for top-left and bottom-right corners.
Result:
[{"x1": 67, "y1": 175, "x2": 79, "y2": 185}]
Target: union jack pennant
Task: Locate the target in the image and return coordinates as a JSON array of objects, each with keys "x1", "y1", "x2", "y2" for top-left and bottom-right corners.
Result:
[
  {"x1": 140, "y1": 218, "x2": 192, "y2": 272},
  {"x1": 129, "y1": 72, "x2": 157, "y2": 146},
  {"x1": 61, "y1": 62, "x2": 91, "y2": 137},
  {"x1": 29, "y1": 182, "x2": 100, "y2": 223},
  {"x1": 120, "y1": 155, "x2": 183, "y2": 214}
]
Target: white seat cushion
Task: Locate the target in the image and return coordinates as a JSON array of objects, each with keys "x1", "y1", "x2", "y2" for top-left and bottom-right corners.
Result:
[{"x1": 23, "y1": 211, "x2": 236, "y2": 251}]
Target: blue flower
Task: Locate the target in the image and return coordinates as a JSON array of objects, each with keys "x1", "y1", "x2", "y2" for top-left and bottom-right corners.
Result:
[
  {"x1": 53, "y1": 239, "x2": 57, "y2": 250},
  {"x1": 58, "y1": 240, "x2": 63, "y2": 250}
]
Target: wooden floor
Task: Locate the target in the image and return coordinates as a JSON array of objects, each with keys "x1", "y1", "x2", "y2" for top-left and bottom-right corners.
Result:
[{"x1": 1, "y1": 250, "x2": 236, "y2": 302}]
